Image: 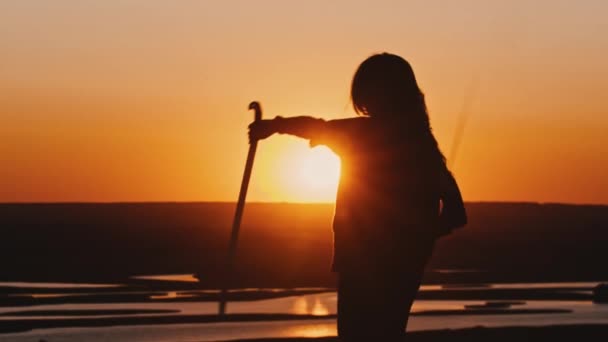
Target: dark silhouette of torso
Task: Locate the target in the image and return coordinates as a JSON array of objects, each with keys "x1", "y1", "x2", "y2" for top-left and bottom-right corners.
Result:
[{"x1": 308, "y1": 116, "x2": 445, "y2": 272}]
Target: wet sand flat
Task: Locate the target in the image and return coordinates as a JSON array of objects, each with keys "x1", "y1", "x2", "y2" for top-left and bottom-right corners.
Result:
[{"x1": 221, "y1": 324, "x2": 608, "y2": 341}]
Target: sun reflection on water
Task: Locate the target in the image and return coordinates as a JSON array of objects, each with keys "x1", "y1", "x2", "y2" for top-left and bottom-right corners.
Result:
[
  {"x1": 292, "y1": 296, "x2": 331, "y2": 316},
  {"x1": 149, "y1": 291, "x2": 196, "y2": 300},
  {"x1": 284, "y1": 323, "x2": 336, "y2": 338}
]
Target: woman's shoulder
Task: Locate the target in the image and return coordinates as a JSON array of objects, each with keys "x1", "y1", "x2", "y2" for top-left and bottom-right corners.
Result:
[
  {"x1": 308, "y1": 117, "x2": 370, "y2": 151},
  {"x1": 325, "y1": 116, "x2": 370, "y2": 131}
]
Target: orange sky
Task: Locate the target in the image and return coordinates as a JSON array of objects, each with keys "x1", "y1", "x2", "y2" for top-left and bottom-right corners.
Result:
[{"x1": 1, "y1": 1, "x2": 607, "y2": 204}]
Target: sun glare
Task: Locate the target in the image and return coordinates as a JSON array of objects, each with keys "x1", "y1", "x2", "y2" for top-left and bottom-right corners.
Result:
[{"x1": 280, "y1": 146, "x2": 341, "y2": 203}]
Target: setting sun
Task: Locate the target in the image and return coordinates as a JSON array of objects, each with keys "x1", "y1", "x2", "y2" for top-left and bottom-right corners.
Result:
[{"x1": 278, "y1": 146, "x2": 341, "y2": 203}]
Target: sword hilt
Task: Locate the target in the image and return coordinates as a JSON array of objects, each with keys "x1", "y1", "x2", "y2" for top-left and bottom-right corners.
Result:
[{"x1": 249, "y1": 101, "x2": 262, "y2": 122}]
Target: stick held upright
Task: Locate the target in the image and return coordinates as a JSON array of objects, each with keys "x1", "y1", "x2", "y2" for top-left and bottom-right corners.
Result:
[{"x1": 218, "y1": 101, "x2": 262, "y2": 316}]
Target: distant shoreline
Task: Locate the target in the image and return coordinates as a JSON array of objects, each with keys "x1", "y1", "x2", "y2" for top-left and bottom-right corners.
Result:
[{"x1": 3, "y1": 202, "x2": 608, "y2": 286}]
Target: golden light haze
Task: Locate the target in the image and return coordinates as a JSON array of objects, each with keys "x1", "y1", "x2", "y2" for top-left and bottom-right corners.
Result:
[{"x1": 1, "y1": 1, "x2": 607, "y2": 204}]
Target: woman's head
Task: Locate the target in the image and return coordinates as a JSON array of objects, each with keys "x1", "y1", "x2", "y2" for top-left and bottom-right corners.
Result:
[
  {"x1": 351, "y1": 53, "x2": 426, "y2": 120},
  {"x1": 352, "y1": 53, "x2": 445, "y2": 164}
]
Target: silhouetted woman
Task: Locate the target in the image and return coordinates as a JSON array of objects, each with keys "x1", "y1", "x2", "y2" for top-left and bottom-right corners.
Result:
[{"x1": 249, "y1": 53, "x2": 467, "y2": 341}]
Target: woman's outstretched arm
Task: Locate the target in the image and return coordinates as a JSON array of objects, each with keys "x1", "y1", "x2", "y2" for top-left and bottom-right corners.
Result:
[{"x1": 249, "y1": 116, "x2": 327, "y2": 142}]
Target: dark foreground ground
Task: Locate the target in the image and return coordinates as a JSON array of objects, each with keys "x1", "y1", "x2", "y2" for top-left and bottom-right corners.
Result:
[{"x1": 223, "y1": 324, "x2": 608, "y2": 341}]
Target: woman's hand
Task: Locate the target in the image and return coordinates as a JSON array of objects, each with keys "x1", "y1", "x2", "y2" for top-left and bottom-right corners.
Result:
[{"x1": 248, "y1": 119, "x2": 278, "y2": 143}]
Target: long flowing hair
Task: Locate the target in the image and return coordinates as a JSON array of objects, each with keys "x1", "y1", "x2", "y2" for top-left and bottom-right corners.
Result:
[{"x1": 351, "y1": 53, "x2": 446, "y2": 166}]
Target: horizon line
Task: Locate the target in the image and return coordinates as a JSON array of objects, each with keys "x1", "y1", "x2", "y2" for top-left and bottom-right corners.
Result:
[{"x1": 1, "y1": 200, "x2": 606, "y2": 207}]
